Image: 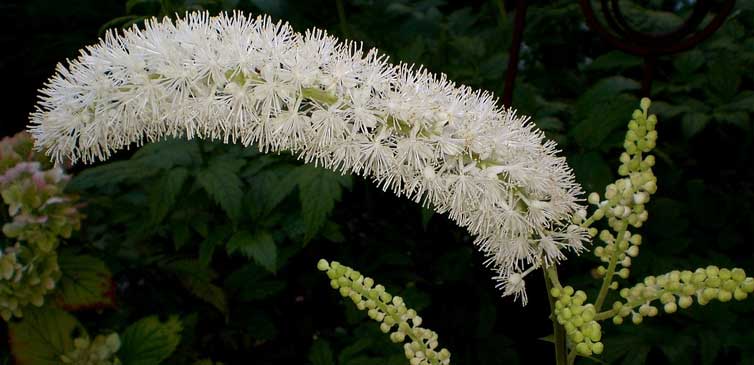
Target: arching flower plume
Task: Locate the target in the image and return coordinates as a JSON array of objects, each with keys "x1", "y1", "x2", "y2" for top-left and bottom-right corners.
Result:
[{"x1": 29, "y1": 11, "x2": 587, "y2": 303}]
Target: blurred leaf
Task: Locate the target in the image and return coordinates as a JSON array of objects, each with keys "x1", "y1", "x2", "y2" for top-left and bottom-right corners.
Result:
[
  {"x1": 226, "y1": 229, "x2": 277, "y2": 272},
  {"x1": 148, "y1": 167, "x2": 189, "y2": 224},
  {"x1": 225, "y1": 263, "x2": 286, "y2": 301},
  {"x1": 8, "y1": 307, "x2": 81, "y2": 365},
  {"x1": 126, "y1": 0, "x2": 161, "y2": 14},
  {"x1": 309, "y1": 339, "x2": 335, "y2": 365},
  {"x1": 245, "y1": 309, "x2": 278, "y2": 340},
  {"x1": 681, "y1": 112, "x2": 709, "y2": 138},
  {"x1": 568, "y1": 152, "x2": 612, "y2": 194},
  {"x1": 119, "y1": 316, "x2": 182, "y2": 365},
  {"x1": 55, "y1": 252, "x2": 114, "y2": 311},
  {"x1": 673, "y1": 50, "x2": 705, "y2": 75},
  {"x1": 199, "y1": 227, "x2": 228, "y2": 267},
  {"x1": 165, "y1": 259, "x2": 228, "y2": 316},
  {"x1": 197, "y1": 156, "x2": 245, "y2": 221},
  {"x1": 68, "y1": 160, "x2": 157, "y2": 190},
  {"x1": 588, "y1": 51, "x2": 642, "y2": 71}
]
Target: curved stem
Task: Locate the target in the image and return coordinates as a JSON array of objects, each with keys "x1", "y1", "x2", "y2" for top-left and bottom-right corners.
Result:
[{"x1": 543, "y1": 266, "x2": 568, "y2": 365}]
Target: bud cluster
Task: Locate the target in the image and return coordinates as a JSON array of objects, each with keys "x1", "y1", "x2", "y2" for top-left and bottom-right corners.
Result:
[
  {"x1": 578, "y1": 98, "x2": 657, "y2": 286},
  {"x1": 318, "y1": 259, "x2": 450, "y2": 365},
  {"x1": 60, "y1": 333, "x2": 121, "y2": 365},
  {"x1": 550, "y1": 285, "x2": 603, "y2": 356},
  {"x1": 610, "y1": 266, "x2": 754, "y2": 325},
  {"x1": 0, "y1": 132, "x2": 83, "y2": 320}
]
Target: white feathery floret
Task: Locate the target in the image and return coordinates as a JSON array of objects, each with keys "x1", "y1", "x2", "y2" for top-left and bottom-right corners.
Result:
[{"x1": 28, "y1": 11, "x2": 587, "y2": 303}]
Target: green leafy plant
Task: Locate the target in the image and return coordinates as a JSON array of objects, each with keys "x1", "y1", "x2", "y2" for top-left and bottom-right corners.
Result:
[{"x1": 4, "y1": 1, "x2": 754, "y2": 364}]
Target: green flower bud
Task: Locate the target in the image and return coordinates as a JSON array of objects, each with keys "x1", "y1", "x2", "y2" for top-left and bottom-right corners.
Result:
[{"x1": 317, "y1": 259, "x2": 330, "y2": 271}]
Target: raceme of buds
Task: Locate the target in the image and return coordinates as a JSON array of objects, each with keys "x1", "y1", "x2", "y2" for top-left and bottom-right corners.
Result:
[
  {"x1": 29, "y1": 12, "x2": 589, "y2": 302},
  {"x1": 317, "y1": 259, "x2": 451, "y2": 365},
  {"x1": 550, "y1": 286, "x2": 603, "y2": 357},
  {"x1": 60, "y1": 333, "x2": 122, "y2": 365},
  {"x1": 581, "y1": 98, "x2": 657, "y2": 287},
  {"x1": 609, "y1": 266, "x2": 754, "y2": 325}
]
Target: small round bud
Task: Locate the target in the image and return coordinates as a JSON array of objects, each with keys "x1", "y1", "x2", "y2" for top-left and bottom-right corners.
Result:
[
  {"x1": 588, "y1": 192, "x2": 600, "y2": 205},
  {"x1": 317, "y1": 259, "x2": 330, "y2": 271}
]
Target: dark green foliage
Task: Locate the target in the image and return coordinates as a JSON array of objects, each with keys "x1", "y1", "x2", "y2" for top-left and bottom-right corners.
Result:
[{"x1": 2, "y1": 0, "x2": 753, "y2": 364}]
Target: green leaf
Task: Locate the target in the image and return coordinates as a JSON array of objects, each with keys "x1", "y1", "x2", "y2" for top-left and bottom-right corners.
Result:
[
  {"x1": 293, "y1": 165, "x2": 352, "y2": 241},
  {"x1": 68, "y1": 160, "x2": 158, "y2": 190},
  {"x1": 225, "y1": 263, "x2": 286, "y2": 301},
  {"x1": 199, "y1": 228, "x2": 228, "y2": 267},
  {"x1": 118, "y1": 316, "x2": 182, "y2": 365},
  {"x1": 55, "y1": 252, "x2": 115, "y2": 311},
  {"x1": 197, "y1": 156, "x2": 245, "y2": 221},
  {"x1": 571, "y1": 78, "x2": 639, "y2": 149},
  {"x1": 227, "y1": 229, "x2": 277, "y2": 272},
  {"x1": 164, "y1": 259, "x2": 228, "y2": 316},
  {"x1": 719, "y1": 91, "x2": 754, "y2": 113},
  {"x1": 569, "y1": 152, "x2": 613, "y2": 194},
  {"x1": 148, "y1": 167, "x2": 189, "y2": 224},
  {"x1": 681, "y1": 113, "x2": 710, "y2": 138},
  {"x1": 588, "y1": 51, "x2": 642, "y2": 71},
  {"x1": 309, "y1": 339, "x2": 335, "y2": 365},
  {"x1": 246, "y1": 163, "x2": 299, "y2": 217},
  {"x1": 132, "y1": 139, "x2": 201, "y2": 169},
  {"x1": 9, "y1": 307, "x2": 82, "y2": 365},
  {"x1": 673, "y1": 50, "x2": 705, "y2": 75}
]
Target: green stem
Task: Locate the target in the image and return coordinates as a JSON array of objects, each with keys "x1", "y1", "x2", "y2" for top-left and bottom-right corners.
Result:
[
  {"x1": 594, "y1": 221, "x2": 629, "y2": 312},
  {"x1": 544, "y1": 266, "x2": 568, "y2": 365},
  {"x1": 352, "y1": 284, "x2": 439, "y2": 365},
  {"x1": 335, "y1": 0, "x2": 351, "y2": 38},
  {"x1": 567, "y1": 349, "x2": 578, "y2": 365}
]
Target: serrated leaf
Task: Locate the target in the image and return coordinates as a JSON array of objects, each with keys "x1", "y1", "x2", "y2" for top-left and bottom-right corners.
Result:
[
  {"x1": 68, "y1": 160, "x2": 158, "y2": 190},
  {"x1": 148, "y1": 167, "x2": 189, "y2": 224},
  {"x1": 246, "y1": 163, "x2": 299, "y2": 217},
  {"x1": 293, "y1": 165, "x2": 352, "y2": 241},
  {"x1": 197, "y1": 156, "x2": 245, "y2": 221},
  {"x1": 9, "y1": 307, "x2": 82, "y2": 365},
  {"x1": 309, "y1": 339, "x2": 335, "y2": 365},
  {"x1": 227, "y1": 229, "x2": 277, "y2": 272},
  {"x1": 55, "y1": 252, "x2": 114, "y2": 311},
  {"x1": 164, "y1": 259, "x2": 227, "y2": 316},
  {"x1": 118, "y1": 316, "x2": 182, "y2": 365},
  {"x1": 132, "y1": 139, "x2": 201, "y2": 169}
]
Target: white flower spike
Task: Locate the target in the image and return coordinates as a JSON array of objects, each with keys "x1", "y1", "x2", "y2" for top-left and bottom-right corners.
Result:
[{"x1": 29, "y1": 11, "x2": 587, "y2": 303}]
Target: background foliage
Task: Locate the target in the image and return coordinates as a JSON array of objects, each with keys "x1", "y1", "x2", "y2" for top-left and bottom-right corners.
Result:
[{"x1": 1, "y1": 0, "x2": 753, "y2": 364}]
